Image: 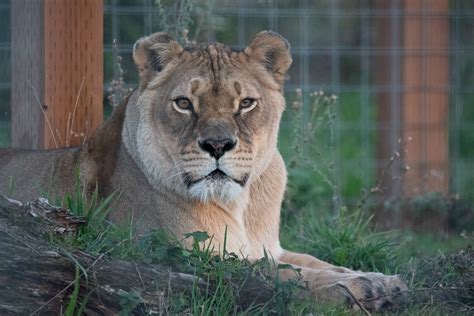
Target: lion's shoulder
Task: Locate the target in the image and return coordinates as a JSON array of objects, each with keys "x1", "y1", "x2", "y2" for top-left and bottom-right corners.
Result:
[{"x1": 78, "y1": 91, "x2": 132, "y2": 195}]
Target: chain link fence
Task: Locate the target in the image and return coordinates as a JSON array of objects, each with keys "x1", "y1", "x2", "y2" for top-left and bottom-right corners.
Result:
[
  {"x1": 0, "y1": 0, "x2": 473, "y2": 209},
  {"x1": 0, "y1": 1, "x2": 10, "y2": 146}
]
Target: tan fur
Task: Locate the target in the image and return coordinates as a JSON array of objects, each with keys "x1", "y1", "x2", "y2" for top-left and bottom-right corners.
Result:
[{"x1": 0, "y1": 31, "x2": 407, "y2": 311}]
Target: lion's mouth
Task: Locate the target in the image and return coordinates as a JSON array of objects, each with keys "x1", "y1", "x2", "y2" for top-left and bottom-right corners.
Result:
[
  {"x1": 206, "y1": 169, "x2": 228, "y2": 180},
  {"x1": 183, "y1": 169, "x2": 248, "y2": 187}
]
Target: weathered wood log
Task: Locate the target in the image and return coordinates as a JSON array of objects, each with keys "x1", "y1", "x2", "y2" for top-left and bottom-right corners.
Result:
[{"x1": 0, "y1": 196, "x2": 274, "y2": 314}]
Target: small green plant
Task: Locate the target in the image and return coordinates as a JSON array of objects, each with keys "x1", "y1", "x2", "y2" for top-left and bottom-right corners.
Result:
[
  {"x1": 107, "y1": 39, "x2": 132, "y2": 109},
  {"x1": 163, "y1": 230, "x2": 309, "y2": 315},
  {"x1": 61, "y1": 171, "x2": 118, "y2": 232},
  {"x1": 64, "y1": 266, "x2": 81, "y2": 316},
  {"x1": 49, "y1": 171, "x2": 126, "y2": 256},
  {"x1": 64, "y1": 187, "x2": 117, "y2": 231},
  {"x1": 285, "y1": 90, "x2": 343, "y2": 213},
  {"x1": 62, "y1": 258, "x2": 93, "y2": 316},
  {"x1": 118, "y1": 289, "x2": 143, "y2": 315},
  {"x1": 155, "y1": 0, "x2": 194, "y2": 44}
]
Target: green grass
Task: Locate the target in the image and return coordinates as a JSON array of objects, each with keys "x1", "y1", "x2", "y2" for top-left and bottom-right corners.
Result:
[
  {"x1": 281, "y1": 208, "x2": 401, "y2": 274},
  {"x1": 52, "y1": 188, "x2": 472, "y2": 314},
  {"x1": 398, "y1": 231, "x2": 470, "y2": 258},
  {"x1": 47, "y1": 162, "x2": 471, "y2": 314},
  {"x1": 54, "y1": 193, "x2": 315, "y2": 314}
]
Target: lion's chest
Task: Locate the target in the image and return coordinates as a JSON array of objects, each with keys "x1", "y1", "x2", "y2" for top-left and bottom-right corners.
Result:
[{"x1": 190, "y1": 203, "x2": 263, "y2": 259}]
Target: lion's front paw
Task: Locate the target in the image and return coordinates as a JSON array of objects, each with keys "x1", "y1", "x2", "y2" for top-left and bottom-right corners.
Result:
[
  {"x1": 311, "y1": 272, "x2": 408, "y2": 312},
  {"x1": 338, "y1": 273, "x2": 408, "y2": 312}
]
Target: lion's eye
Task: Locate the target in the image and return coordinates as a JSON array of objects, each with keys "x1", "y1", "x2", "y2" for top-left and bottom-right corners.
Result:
[
  {"x1": 173, "y1": 97, "x2": 193, "y2": 113},
  {"x1": 239, "y1": 98, "x2": 257, "y2": 112}
]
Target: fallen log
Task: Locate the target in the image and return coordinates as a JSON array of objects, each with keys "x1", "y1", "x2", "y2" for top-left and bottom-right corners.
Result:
[{"x1": 0, "y1": 196, "x2": 274, "y2": 315}]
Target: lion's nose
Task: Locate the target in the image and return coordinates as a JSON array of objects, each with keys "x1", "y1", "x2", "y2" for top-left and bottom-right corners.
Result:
[{"x1": 198, "y1": 138, "x2": 237, "y2": 160}]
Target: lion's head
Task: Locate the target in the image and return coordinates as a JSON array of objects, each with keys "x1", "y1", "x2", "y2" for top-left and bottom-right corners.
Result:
[{"x1": 123, "y1": 31, "x2": 292, "y2": 205}]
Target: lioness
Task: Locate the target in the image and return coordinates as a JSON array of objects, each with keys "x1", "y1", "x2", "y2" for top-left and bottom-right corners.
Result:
[{"x1": 0, "y1": 31, "x2": 407, "y2": 311}]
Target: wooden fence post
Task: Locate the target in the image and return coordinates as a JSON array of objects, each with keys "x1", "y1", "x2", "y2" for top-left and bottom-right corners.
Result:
[
  {"x1": 401, "y1": 0, "x2": 450, "y2": 195},
  {"x1": 11, "y1": 0, "x2": 103, "y2": 149}
]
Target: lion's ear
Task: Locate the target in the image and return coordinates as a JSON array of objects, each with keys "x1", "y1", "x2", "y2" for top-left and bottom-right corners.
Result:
[
  {"x1": 244, "y1": 31, "x2": 292, "y2": 85},
  {"x1": 133, "y1": 32, "x2": 184, "y2": 88}
]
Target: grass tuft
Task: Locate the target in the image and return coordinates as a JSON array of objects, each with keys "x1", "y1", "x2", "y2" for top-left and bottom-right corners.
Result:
[{"x1": 284, "y1": 208, "x2": 400, "y2": 273}]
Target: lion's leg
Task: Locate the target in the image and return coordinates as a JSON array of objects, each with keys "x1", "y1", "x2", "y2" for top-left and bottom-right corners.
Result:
[
  {"x1": 279, "y1": 250, "x2": 353, "y2": 273},
  {"x1": 245, "y1": 151, "x2": 408, "y2": 311}
]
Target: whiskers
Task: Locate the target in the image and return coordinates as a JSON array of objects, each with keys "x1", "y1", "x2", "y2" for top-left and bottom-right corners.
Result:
[
  {"x1": 164, "y1": 152, "x2": 209, "y2": 185},
  {"x1": 164, "y1": 170, "x2": 188, "y2": 182},
  {"x1": 163, "y1": 158, "x2": 189, "y2": 182}
]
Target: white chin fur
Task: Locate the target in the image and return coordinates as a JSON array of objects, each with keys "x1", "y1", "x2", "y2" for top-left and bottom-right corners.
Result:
[{"x1": 188, "y1": 179, "x2": 243, "y2": 203}]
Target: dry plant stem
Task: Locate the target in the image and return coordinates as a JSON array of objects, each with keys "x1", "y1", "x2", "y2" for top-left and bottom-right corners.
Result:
[
  {"x1": 27, "y1": 80, "x2": 58, "y2": 148},
  {"x1": 327, "y1": 106, "x2": 342, "y2": 213},
  {"x1": 65, "y1": 112, "x2": 71, "y2": 147},
  {"x1": 82, "y1": 120, "x2": 89, "y2": 146},
  {"x1": 55, "y1": 129, "x2": 63, "y2": 146},
  {"x1": 133, "y1": 261, "x2": 146, "y2": 290},
  {"x1": 133, "y1": 261, "x2": 149, "y2": 311},
  {"x1": 356, "y1": 154, "x2": 397, "y2": 209},
  {"x1": 356, "y1": 141, "x2": 406, "y2": 209},
  {"x1": 27, "y1": 75, "x2": 87, "y2": 149},
  {"x1": 107, "y1": 39, "x2": 132, "y2": 108},
  {"x1": 313, "y1": 96, "x2": 341, "y2": 212},
  {"x1": 337, "y1": 283, "x2": 371, "y2": 316},
  {"x1": 313, "y1": 167, "x2": 337, "y2": 194},
  {"x1": 67, "y1": 76, "x2": 86, "y2": 146}
]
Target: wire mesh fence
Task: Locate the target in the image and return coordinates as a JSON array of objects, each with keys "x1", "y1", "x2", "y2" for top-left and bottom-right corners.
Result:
[
  {"x1": 0, "y1": 0, "x2": 473, "y2": 209},
  {"x1": 0, "y1": 1, "x2": 11, "y2": 146}
]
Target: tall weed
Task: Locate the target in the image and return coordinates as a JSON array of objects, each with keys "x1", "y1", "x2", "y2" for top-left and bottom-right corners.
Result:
[{"x1": 282, "y1": 90, "x2": 400, "y2": 273}]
